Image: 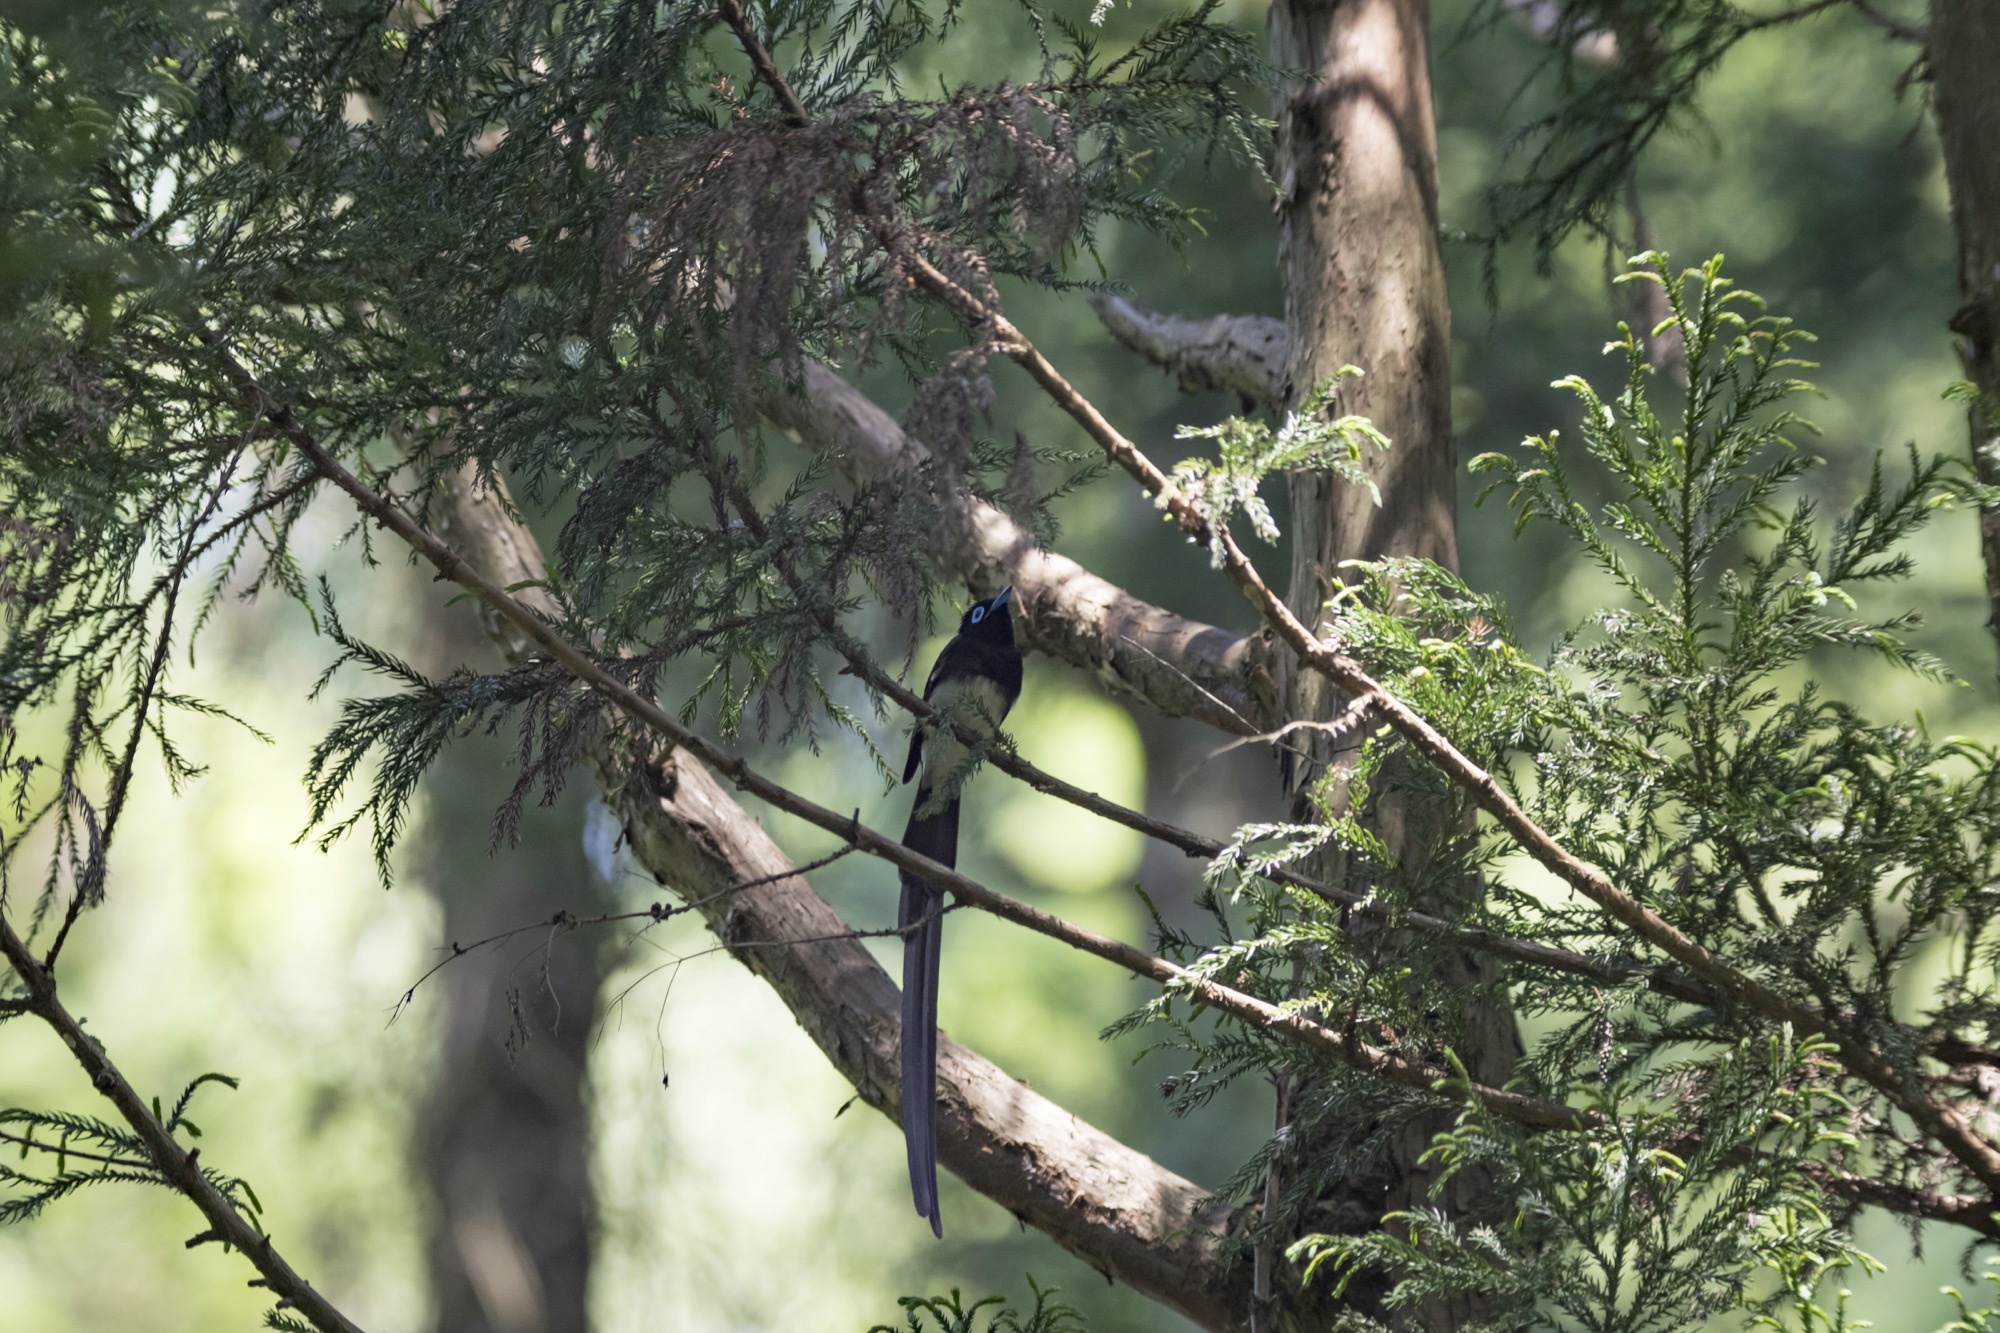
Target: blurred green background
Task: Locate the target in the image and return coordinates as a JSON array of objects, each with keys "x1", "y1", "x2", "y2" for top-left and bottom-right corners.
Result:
[{"x1": 2, "y1": 1, "x2": 1988, "y2": 1329}]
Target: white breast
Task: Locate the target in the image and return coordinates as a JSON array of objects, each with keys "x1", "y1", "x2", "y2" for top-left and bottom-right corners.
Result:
[{"x1": 920, "y1": 676, "x2": 1012, "y2": 790}]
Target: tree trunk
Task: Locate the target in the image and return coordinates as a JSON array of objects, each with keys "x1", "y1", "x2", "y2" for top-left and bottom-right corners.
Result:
[
  {"x1": 412, "y1": 604, "x2": 605, "y2": 1333},
  {"x1": 1270, "y1": 2, "x2": 1523, "y2": 1326},
  {"x1": 1275, "y1": 1, "x2": 1458, "y2": 592},
  {"x1": 1929, "y1": 1, "x2": 2000, "y2": 658}
]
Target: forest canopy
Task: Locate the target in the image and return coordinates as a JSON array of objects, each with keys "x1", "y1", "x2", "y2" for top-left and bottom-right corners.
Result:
[{"x1": 4, "y1": 2, "x2": 1998, "y2": 1332}]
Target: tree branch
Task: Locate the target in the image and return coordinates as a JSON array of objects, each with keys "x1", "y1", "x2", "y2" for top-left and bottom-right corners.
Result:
[
  {"x1": 0, "y1": 1126, "x2": 158, "y2": 1172},
  {"x1": 1087, "y1": 292, "x2": 1290, "y2": 412},
  {"x1": 716, "y1": 0, "x2": 811, "y2": 126},
  {"x1": 761, "y1": 361, "x2": 1275, "y2": 736},
  {"x1": 1807, "y1": 1163, "x2": 1999, "y2": 1235},
  {"x1": 0, "y1": 910, "x2": 366, "y2": 1333}
]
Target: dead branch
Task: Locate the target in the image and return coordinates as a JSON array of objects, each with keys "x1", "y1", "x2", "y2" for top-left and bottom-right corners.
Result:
[{"x1": 1087, "y1": 292, "x2": 1290, "y2": 411}]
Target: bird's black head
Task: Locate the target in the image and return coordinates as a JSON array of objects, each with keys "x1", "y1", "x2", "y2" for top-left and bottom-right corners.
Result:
[{"x1": 957, "y1": 586, "x2": 1016, "y2": 644}]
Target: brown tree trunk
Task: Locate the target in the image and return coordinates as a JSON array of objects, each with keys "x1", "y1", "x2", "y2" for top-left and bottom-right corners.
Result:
[
  {"x1": 1275, "y1": 1, "x2": 1458, "y2": 592},
  {"x1": 1929, "y1": 1, "x2": 2000, "y2": 657},
  {"x1": 1270, "y1": 2, "x2": 1522, "y2": 1326},
  {"x1": 412, "y1": 603, "x2": 605, "y2": 1333}
]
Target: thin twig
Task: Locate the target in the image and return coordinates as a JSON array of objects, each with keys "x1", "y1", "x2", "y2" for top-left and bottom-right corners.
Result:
[
  {"x1": 0, "y1": 1126, "x2": 158, "y2": 1172},
  {"x1": 1847, "y1": 0, "x2": 1927, "y2": 42},
  {"x1": 716, "y1": 0, "x2": 811, "y2": 126},
  {"x1": 388, "y1": 845, "x2": 859, "y2": 1019},
  {"x1": 1199, "y1": 695, "x2": 1382, "y2": 765},
  {"x1": 1115, "y1": 629, "x2": 1269, "y2": 741},
  {"x1": 1739, "y1": 0, "x2": 1847, "y2": 35},
  {"x1": 1807, "y1": 1164, "x2": 1996, "y2": 1234}
]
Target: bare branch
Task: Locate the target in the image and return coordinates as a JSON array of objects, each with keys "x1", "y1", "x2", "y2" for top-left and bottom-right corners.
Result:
[
  {"x1": 717, "y1": 0, "x2": 811, "y2": 126},
  {"x1": 0, "y1": 1126, "x2": 157, "y2": 1172},
  {"x1": 1808, "y1": 1165, "x2": 1996, "y2": 1233},
  {"x1": 387, "y1": 845, "x2": 858, "y2": 1018},
  {"x1": 1088, "y1": 292, "x2": 1289, "y2": 411}
]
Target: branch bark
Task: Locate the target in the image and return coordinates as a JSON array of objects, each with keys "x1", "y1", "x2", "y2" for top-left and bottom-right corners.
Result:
[
  {"x1": 1930, "y1": 0, "x2": 2000, "y2": 660},
  {"x1": 761, "y1": 360, "x2": 1276, "y2": 736},
  {"x1": 1087, "y1": 292, "x2": 1290, "y2": 412}
]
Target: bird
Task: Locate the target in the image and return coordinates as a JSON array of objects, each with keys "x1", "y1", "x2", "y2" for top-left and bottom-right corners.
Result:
[{"x1": 898, "y1": 584, "x2": 1022, "y2": 1238}]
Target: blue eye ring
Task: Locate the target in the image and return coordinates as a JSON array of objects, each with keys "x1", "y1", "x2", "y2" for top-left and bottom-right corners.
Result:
[{"x1": 969, "y1": 605, "x2": 987, "y2": 624}]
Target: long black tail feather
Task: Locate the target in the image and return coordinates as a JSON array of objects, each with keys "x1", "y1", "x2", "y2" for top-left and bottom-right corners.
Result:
[{"x1": 899, "y1": 789, "x2": 958, "y2": 1238}]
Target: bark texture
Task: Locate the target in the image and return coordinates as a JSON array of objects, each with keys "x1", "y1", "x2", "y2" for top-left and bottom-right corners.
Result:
[
  {"x1": 763, "y1": 361, "x2": 1278, "y2": 735},
  {"x1": 1273, "y1": 0, "x2": 1457, "y2": 600},
  {"x1": 437, "y1": 468, "x2": 1311, "y2": 1333},
  {"x1": 1930, "y1": 0, "x2": 2000, "y2": 655},
  {"x1": 1269, "y1": 2, "x2": 1522, "y2": 1326},
  {"x1": 1087, "y1": 292, "x2": 1291, "y2": 412}
]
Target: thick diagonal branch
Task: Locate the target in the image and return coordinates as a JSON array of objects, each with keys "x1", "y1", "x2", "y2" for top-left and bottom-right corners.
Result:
[
  {"x1": 761, "y1": 362, "x2": 1274, "y2": 736},
  {"x1": 433, "y1": 467, "x2": 1270, "y2": 1331}
]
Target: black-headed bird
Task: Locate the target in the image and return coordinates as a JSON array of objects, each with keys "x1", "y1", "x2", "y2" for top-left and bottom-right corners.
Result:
[{"x1": 899, "y1": 585, "x2": 1022, "y2": 1237}]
